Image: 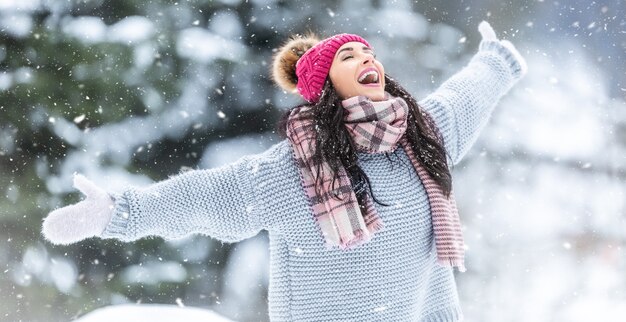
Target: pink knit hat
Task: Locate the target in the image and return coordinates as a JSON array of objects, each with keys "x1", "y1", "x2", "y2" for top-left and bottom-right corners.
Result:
[{"x1": 295, "y1": 34, "x2": 371, "y2": 103}]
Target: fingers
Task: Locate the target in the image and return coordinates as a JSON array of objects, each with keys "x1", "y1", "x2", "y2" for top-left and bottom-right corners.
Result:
[
  {"x1": 478, "y1": 22, "x2": 526, "y2": 77},
  {"x1": 478, "y1": 21, "x2": 497, "y2": 41},
  {"x1": 42, "y1": 174, "x2": 115, "y2": 245},
  {"x1": 42, "y1": 202, "x2": 92, "y2": 245},
  {"x1": 73, "y1": 173, "x2": 104, "y2": 197}
]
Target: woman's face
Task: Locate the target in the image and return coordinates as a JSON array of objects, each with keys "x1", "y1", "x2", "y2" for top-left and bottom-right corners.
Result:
[{"x1": 328, "y1": 41, "x2": 386, "y2": 101}]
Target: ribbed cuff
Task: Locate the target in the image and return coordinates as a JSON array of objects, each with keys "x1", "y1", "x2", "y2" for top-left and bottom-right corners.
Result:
[
  {"x1": 478, "y1": 40, "x2": 526, "y2": 80},
  {"x1": 101, "y1": 191, "x2": 134, "y2": 241}
]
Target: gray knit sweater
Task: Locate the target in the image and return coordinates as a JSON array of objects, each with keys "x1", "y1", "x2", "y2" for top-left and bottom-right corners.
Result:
[{"x1": 102, "y1": 40, "x2": 525, "y2": 321}]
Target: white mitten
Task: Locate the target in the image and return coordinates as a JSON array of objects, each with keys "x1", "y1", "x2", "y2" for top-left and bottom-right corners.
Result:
[
  {"x1": 42, "y1": 174, "x2": 115, "y2": 245},
  {"x1": 478, "y1": 21, "x2": 497, "y2": 41},
  {"x1": 478, "y1": 21, "x2": 528, "y2": 76}
]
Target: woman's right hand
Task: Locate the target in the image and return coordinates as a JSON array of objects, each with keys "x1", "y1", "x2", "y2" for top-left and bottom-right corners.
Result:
[{"x1": 42, "y1": 174, "x2": 115, "y2": 245}]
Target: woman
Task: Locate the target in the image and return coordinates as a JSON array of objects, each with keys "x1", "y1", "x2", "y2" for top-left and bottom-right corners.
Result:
[{"x1": 43, "y1": 21, "x2": 526, "y2": 321}]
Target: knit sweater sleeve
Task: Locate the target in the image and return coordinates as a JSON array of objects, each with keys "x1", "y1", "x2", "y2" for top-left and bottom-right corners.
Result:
[
  {"x1": 418, "y1": 40, "x2": 526, "y2": 165},
  {"x1": 100, "y1": 148, "x2": 273, "y2": 243}
]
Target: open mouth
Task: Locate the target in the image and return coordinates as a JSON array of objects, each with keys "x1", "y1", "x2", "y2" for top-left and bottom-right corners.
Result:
[{"x1": 357, "y1": 67, "x2": 380, "y2": 86}]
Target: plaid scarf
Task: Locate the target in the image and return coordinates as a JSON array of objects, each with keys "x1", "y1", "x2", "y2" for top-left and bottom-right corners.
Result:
[{"x1": 286, "y1": 94, "x2": 466, "y2": 272}]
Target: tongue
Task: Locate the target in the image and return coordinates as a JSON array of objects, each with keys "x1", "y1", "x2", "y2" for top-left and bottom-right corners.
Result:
[{"x1": 360, "y1": 74, "x2": 377, "y2": 84}]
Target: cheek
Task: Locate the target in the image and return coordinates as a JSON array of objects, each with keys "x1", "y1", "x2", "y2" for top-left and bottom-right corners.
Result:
[
  {"x1": 329, "y1": 67, "x2": 355, "y2": 97},
  {"x1": 376, "y1": 63, "x2": 386, "y2": 87},
  {"x1": 376, "y1": 63, "x2": 385, "y2": 77}
]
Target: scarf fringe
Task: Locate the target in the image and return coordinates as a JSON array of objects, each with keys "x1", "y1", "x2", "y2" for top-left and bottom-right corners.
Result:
[
  {"x1": 437, "y1": 258, "x2": 467, "y2": 273},
  {"x1": 367, "y1": 219, "x2": 384, "y2": 232},
  {"x1": 324, "y1": 222, "x2": 385, "y2": 250},
  {"x1": 338, "y1": 229, "x2": 368, "y2": 250}
]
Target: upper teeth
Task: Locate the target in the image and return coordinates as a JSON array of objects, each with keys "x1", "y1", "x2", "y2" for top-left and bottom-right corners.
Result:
[{"x1": 358, "y1": 70, "x2": 379, "y2": 83}]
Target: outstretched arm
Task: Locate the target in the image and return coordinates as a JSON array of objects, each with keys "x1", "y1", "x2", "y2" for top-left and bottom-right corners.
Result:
[
  {"x1": 43, "y1": 153, "x2": 265, "y2": 244},
  {"x1": 419, "y1": 21, "x2": 527, "y2": 165},
  {"x1": 102, "y1": 155, "x2": 263, "y2": 243}
]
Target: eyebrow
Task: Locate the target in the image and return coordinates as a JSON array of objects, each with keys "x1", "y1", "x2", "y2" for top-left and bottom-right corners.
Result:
[{"x1": 336, "y1": 46, "x2": 373, "y2": 58}]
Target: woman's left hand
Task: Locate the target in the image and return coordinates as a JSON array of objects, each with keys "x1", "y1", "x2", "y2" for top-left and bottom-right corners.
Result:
[
  {"x1": 478, "y1": 21, "x2": 528, "y2": 76},
  {"x1": 478, "y1": 21, "x2": 497, "y2": 41}
]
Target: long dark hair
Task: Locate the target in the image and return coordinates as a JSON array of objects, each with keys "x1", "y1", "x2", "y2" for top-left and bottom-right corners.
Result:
[{"x1": 277, "y1": 75, "x2": 453, "y2": 208}]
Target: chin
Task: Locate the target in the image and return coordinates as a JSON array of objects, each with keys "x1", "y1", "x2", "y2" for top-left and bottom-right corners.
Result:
[{"x1": 366, "y1": 91, "x2": 386, "y2": 101}]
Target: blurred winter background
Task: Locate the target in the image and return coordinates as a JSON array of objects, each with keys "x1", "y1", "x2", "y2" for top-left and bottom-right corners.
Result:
[{"x1": 0, "y1": 0, "x2": 624, "y2": 321}]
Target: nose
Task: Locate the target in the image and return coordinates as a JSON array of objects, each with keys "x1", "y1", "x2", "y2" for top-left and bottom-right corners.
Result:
[{"x1": 361, "y1": 56, "x2": 373, "y2": 65}]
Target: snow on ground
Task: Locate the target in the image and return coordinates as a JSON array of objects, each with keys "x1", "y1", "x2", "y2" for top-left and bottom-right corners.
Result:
[{"x1": 73, "y1": 304, "x2": 235, "y2": 322}]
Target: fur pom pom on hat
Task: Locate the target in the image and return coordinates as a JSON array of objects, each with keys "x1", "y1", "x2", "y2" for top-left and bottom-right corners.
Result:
[
  {"x1": 272, "y1": 33, "x2": 371, "y2": 103},
  {"x1": 272, "y1": 34, "x2": 320, "y2": 94}
]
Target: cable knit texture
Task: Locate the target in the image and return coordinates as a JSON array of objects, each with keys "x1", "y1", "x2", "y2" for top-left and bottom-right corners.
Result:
[
  {"x1": 295, "y1": 33, "x2": 370, "y2": 103},
  {"x1": 102, "y1": 40, "x2": 525, "y2": 321}
]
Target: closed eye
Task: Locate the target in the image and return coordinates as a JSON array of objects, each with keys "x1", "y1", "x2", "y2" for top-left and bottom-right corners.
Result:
[{"x1": 342, "y1": 55, "x2": 354, "y2": 61}]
